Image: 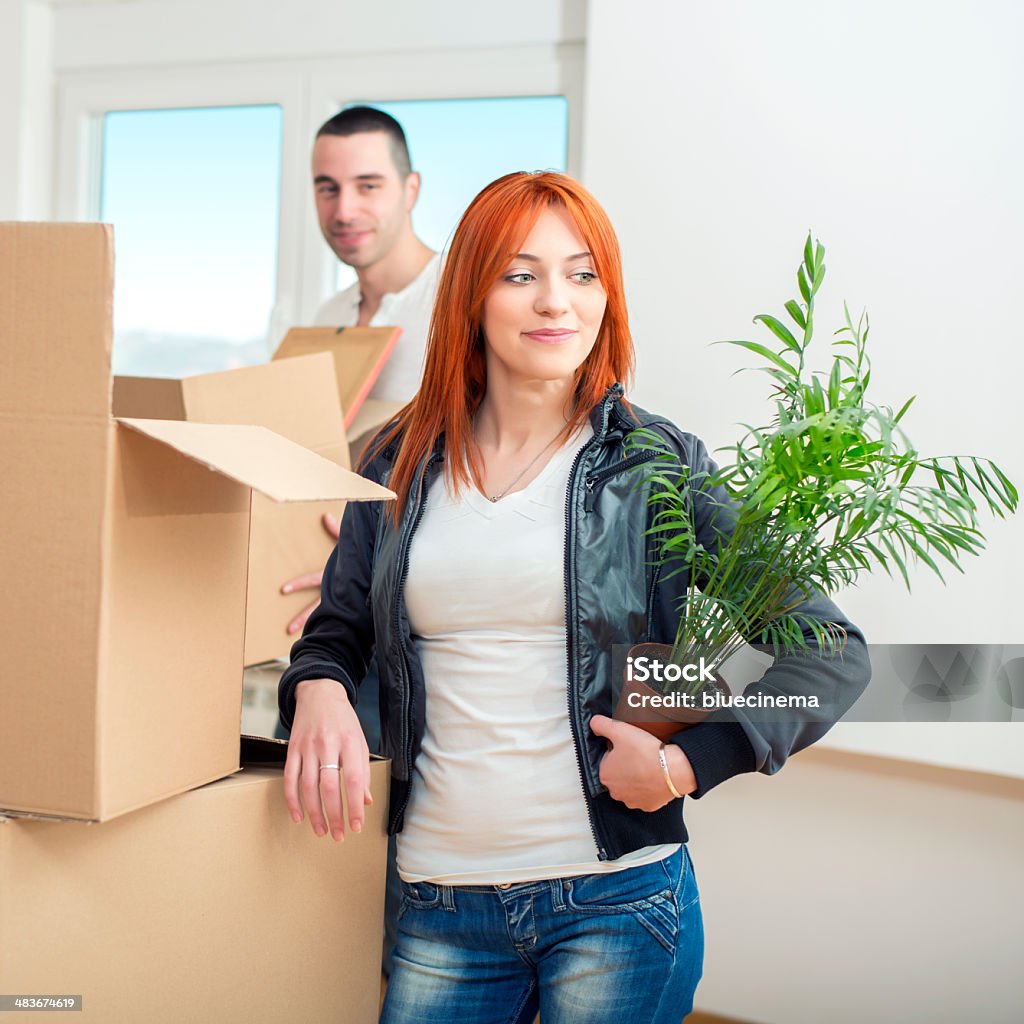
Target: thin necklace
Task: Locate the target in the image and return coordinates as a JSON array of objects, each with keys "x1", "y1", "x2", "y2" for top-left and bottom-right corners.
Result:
[{"x1": 484, "y1": 424, "x2": 567, "y2": 502}]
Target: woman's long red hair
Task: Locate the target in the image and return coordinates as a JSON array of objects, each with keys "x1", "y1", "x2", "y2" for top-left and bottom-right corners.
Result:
[{"x1": 372, "y1": 171, "x2": 634, "y2": 522}]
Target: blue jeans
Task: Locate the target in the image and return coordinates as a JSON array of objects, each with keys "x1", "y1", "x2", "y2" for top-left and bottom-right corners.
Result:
[{"x1": 380, "y1": 847, "x2": 703, "y2": 1024}]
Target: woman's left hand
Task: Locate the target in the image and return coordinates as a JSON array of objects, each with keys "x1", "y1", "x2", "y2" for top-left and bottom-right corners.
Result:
[{"x1": 590, "y1": 715, "x2": 697, "y2": 811}]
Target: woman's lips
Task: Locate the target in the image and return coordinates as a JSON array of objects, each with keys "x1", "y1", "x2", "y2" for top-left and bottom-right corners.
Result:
[{"x1": 524, "y1": 328, "x2": 576, "y2": 343}]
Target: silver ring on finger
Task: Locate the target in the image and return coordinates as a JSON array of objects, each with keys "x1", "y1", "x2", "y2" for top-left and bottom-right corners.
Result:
[{"x1": 319, "y1": 763, "x2": 340, "y2": 771}]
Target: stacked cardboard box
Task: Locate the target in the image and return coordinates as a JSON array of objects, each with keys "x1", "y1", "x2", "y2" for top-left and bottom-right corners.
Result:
[
  {"x1": 0, "y1": 223, "x2": 394, "y2": 1022},
  {"x1": 1, "y1": 738, "x2": 389, "y2": 1024}
]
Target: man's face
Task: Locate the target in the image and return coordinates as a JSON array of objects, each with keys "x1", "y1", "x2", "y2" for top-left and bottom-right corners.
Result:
[{"x1": 312, "y1": 131, "x2": 419, "y2": 270}]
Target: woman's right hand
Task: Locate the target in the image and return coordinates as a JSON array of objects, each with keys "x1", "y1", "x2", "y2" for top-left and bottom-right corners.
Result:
[{"x1": 283, "y1": 678, "x2": 373, "y2": 842}]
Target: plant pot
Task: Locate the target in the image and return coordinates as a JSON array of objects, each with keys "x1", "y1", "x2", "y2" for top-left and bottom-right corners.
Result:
[{"x1": 614, "y1": 642, "x2": 732, "y2": 741}]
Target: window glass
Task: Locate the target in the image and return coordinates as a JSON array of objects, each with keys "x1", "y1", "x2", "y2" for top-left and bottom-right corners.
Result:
[
  {"x1": 100, "y1": 105, "x2": 282, "y2": 377},
  {"x1": 334, "y1": 95, "x2": 568, "y2": 291}
]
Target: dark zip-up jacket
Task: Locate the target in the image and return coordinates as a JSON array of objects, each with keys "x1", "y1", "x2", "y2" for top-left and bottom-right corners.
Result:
[{"x1": 279, "y1": 385, "x2": 871, "y2": 860}]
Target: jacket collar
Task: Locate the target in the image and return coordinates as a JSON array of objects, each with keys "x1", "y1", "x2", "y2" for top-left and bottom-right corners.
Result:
[{"x1": 378, "y1": 381, "x2": 630, "y2": 465}]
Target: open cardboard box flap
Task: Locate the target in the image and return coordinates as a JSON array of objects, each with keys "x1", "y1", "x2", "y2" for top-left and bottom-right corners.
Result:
[
  {"x1": 116, "y1": 417, "x2": 394, "y2": 503},
  {"x1": 272, "y1": 325, "x2": 401, "y2": 429},
  {"x1": 113, "y1": 352, "x2": 349, "y2": 459}
]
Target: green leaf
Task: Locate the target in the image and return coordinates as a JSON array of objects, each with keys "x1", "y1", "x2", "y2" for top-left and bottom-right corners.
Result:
[
  {"x1": 828, "y1": 360, "x2": 842, "y2": 406},
  {"x1": 753, "y1": 314, "x2": 801, "y2": 353},
  {"x1": 798, "y1": 266, "x2": 811, "y2": 304},
  {"x1": 893, "y1": 395, "x2": 916, "y2": 424},
  {"x1": 901, "y1": 529, "x2": 944, "y2": 580},
  {"x1": 881, "y1": 534, "x2": 912, "y2": 588},
  {"x1": 991, "y1": 462, "x2": 1020, "y2": 508},
  {"x1": 784, "y1": 299, "x2": 806, "y2": 329},
  {"x1": 803, "y1": 234, "x2": 815, "y2": 276},
  {"x1": 721, "y1": 339, "x2": 799, "y2": 377}
]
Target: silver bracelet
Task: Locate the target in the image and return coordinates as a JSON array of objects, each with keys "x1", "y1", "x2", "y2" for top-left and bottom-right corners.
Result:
[{"x1": 657, "y1": 743, "x2": 684, "y2": 799}]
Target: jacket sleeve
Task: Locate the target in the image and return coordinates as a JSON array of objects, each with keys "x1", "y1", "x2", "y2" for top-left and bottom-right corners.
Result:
[
  {"x1": 648, "y1": 426, "x2": 872, "y2": 798},
  {"x1": 277, "y1": 458, "x2": 386, "y2": 731}
]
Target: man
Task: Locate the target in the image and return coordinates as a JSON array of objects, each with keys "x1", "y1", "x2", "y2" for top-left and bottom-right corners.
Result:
[
  {"x1": 311, "y1": 105, "x2": 441, "y2": 399},
  {"x1": 278, "y1": 107, "x2": 441, "y2": 978},
  {"x1": 283, "y1": 106, "x2": 441, "y2": 631}
]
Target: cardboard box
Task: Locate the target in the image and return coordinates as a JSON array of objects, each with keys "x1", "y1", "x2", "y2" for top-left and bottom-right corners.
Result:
[
  {"x1": 0, "y1": 738, "x2": 389, "y2": 1024},
  {"x1": 0, "y1": 223, "x2": 394, "y2": 821},
  {"x1": 346, "y1": 397, "x2": 406, "y2": 467},
  {"x1": 272, "y1": 326, "x2": 400, "y2": 430},
  {"x1": 114, "y1": 354, "x2": 353, "y2": 666}
]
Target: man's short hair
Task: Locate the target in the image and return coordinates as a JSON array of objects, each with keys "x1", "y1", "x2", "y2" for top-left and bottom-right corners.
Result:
[{"x1": 316, "y1": 106, "x2": 412, "y2": 179}]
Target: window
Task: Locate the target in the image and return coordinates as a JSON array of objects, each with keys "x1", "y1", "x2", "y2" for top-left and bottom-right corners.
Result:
[{"x1": 99, "y1": 105, "x2": 282, "y2": 377}]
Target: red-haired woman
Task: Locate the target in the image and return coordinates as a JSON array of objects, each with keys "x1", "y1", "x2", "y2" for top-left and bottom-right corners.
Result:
[{"x1": 279, "y1": 172, "x2": 869, "y2": 1023}]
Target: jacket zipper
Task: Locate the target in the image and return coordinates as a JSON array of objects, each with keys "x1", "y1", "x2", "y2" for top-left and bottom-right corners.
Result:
[
  {"x1": 564, "y1": 388, "x2": 624, "y2": 861},
  {"x1": 583, "y1": 448, "x2": 662, "y2": 512}
]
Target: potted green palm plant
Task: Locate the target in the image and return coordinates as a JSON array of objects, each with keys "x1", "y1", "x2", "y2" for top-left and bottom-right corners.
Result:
[{"x1": 616, "y1": 235, "x2": 1018, "y2": 738}]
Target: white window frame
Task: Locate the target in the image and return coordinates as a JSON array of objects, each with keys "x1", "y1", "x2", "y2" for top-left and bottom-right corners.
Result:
[{"x1": 55, "y1": 44, "x2": 584, "y2": 348}]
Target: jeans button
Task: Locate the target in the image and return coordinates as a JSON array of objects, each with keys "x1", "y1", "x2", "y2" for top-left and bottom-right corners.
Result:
[{"x1": 496, "y1": 883, "x2": 512, "y2": 890}]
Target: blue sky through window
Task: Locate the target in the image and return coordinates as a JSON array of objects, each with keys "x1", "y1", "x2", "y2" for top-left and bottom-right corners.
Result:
[{"x1": 100, "y1": 104, "x2": 282, "y2": 375}]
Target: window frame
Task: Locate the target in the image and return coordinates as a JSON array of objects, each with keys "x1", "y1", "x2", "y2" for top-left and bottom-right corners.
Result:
[{"x1": 55, "y1": 44, "x2": 583, "y2": 348}]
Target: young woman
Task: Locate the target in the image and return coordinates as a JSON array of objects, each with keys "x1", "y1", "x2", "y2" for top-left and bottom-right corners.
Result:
[{"x1": 279, "y1": 172, "x2": 870, "y2": 1023}]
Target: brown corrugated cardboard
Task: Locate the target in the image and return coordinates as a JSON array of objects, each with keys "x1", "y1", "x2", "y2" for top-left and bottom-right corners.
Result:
[
  {"x1": 114, "y1": 355, "x2": 355, "y2": 665},
  {"x1": 0, "y1": 738, "x2": 389, "y2": 1024},
  {"x1": 346, "y1": 396, "x2": 406, "y2": 467},
  {"x1": 0, "y1": 222, "x2": 394, "y2": 822},
  {"x1": 117, "y1": 417, "x2": 379, "y2": 502},
  {"x1": 272, "y1": 325, "x2": 400, "y2": 429}
]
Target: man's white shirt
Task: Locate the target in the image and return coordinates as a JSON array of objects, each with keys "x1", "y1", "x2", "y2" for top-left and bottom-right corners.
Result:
[{"x1": 313, "y1": 253, "x2": 442, "y2": 403}]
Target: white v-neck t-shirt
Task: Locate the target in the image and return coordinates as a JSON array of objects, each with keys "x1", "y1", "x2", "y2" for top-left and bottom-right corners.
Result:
[{"x1": 398, "y1": 424, "x2": 678, "y2": 884}]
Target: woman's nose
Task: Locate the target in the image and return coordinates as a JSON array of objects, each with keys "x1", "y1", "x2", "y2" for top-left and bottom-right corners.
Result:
[{"x1": 534, "y1": 277, "x2": 570, "y2": 315}]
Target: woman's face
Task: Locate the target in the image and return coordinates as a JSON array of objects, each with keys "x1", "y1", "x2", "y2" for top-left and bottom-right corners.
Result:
[{"x1": 480, "y1": 205, "x2": 608, "y2": 391}]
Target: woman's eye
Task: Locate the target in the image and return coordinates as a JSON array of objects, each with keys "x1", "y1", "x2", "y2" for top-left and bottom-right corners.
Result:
[
  {"x1": 505, "y1": 272, "x2": 534, "y2": 285},
  {"x1": 571, "y1": 271, "x2": 599, "y2": 284}
]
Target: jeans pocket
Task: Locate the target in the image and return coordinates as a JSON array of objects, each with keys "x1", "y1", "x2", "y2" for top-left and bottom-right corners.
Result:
[
  {"x1": 399, "y1": 880, "x2": 442, "y2": 910},
  {"x1": 563, "y1": 853, "x2": 681, "y2": 956}
]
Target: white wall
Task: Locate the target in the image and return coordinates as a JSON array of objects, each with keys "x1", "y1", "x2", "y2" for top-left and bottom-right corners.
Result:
[
  {"x1": 51, "y1": 0, "x2": 584, "y2": 69},
  {"x1": 0, "y1": 0, "x2": 53, "y2": 219},
  {"x1": 583, "y1": 5, "x2": 1024, "y2": 1020},
  {"x1": 583, "y1": 0, "x2": 1023, "y2": 767},
  {"x1": 686, "y1": 746, "x2": 1024, "y2": 1024}
]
